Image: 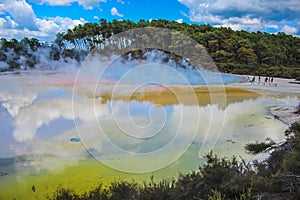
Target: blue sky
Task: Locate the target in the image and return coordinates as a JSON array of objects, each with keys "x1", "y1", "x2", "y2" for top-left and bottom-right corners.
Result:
[
  {"x1": 0, "y1": 0, "x2": 299, "y2": 42},
  {"x1": 31, "y1": 0, "x2": 190, "y2": 22}
]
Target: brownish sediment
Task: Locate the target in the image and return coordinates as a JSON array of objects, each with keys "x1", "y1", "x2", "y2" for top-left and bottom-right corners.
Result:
[{"x1": 83, "y1": 85, "x2": 261, "y2": 108}]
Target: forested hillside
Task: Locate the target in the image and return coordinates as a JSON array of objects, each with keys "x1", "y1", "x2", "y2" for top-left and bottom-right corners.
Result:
[{"x1": 1, "y1": 19, "x2": 300, "y2": 79}]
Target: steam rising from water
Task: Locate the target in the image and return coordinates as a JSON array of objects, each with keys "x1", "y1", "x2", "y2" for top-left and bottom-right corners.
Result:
[
  {"x1": 77, "y1": 49, "x2": 243, "y2": 85},
  {"x1": 0, "y1": 44, "x2": 85, "y2": 72}
]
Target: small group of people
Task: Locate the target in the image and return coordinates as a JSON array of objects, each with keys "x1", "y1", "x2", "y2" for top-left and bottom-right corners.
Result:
[{"x1": 250, "y1": 76, "x2": 275, "y2": 85}]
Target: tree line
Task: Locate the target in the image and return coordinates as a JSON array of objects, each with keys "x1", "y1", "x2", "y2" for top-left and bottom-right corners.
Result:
[
  {"x1": 60, "y1": 19, "x2": 300, "y2": 79},
  {"x1": 1, "y1": 19, "x2": 300, "y2": 79}
]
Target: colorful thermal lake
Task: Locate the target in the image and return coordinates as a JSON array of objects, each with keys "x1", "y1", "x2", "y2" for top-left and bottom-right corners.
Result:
[{"x1": 0, "y1": 68, "x2": 299, "y2": 199}]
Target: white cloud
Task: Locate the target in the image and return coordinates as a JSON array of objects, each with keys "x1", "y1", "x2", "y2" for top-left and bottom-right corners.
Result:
[
  {"x1": 77, "y1": 0, "x2": 106, "y2": 10},
  {"x1": 29, "y1": 0, "x2": 106, "y2": 10},
  {"x1": 0, "y1": 16, "x2": 86, "y2": 41},
  {"x1": 116, "y1": 0, "x2": 125, "y2": 4},
  {"x1": 0, "y1": 16, "x2": 18, "y2": 29},
  {"x1": 0, "y1": 0, "x2": 37, "y2": 30},
  {"x1": 38, "y1": 17, "x2": 85, "y2": 33},
  {"x1": 266, "y1": 24, "x2": 279, "y2": 29},
  {"x1": 176, "y1": 18, "x2": 183, "y2": 23},
  {"x1": 30, "y1": 0, "x2": 74, "y2": 6},
  {"x1": 178, "y1": 0, "x2": 300, "y2": 34},
  {"x1": 94, "y1": 16, "x2": 99, "y2": 20},
  {"x1": 111, "y1": 7, "x2": 124, "y2": 17},
  {"x1": 214, "y1": 16, "x2": 263, "y2": 32},
  {"x1": 281, "y1": 25, "x2": 297, "y2": 35},
  {"x1": 36, "y1": 18, "x2": 59, "y2": 34},
  {"x1": 0, "y1": 0, "x2": 86, "y2": 41}
]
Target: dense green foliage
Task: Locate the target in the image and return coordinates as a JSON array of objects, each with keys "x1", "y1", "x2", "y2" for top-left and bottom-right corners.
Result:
[
  {"x1": 51, "y1": 122, "x2": 300, "y2": 200},
  {"x1": 1, "y1": 19, "x2": 300, "y2": 79},
  {"x1": 245, "y1": 138, "x2": 276, "y2": 155},
  {"x1": 61, "y1": 19, "x2": 300, "y2": 79}
]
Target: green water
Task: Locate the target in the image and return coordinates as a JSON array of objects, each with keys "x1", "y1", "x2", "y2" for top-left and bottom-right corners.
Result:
[{"x1": 0, "y1": 74, "x2": 298, "y2": 199}]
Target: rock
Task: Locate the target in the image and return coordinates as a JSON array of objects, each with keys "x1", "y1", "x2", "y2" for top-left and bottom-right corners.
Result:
[
  {"x1": 70, "y1": 138, "x2": 81, "y2": 142},
  {"x1": 32, "y1": 185, "x2": 36, "y2": 192},
  {"x1": 0, "y1": 171, "x2": 8, "y2": 176}
]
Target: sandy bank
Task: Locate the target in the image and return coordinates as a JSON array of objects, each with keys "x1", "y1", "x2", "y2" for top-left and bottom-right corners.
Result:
[{"x1": 228, "y1": 76, "x2": 300, "y2": 97}]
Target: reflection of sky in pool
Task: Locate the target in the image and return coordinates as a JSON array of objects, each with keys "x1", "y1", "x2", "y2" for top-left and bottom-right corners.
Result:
[
  {"x1": 0, "y1": 74, "x2": 295, "y2": 160},
  {"x1": 0, "y1": 73, "x2": 298, "y2": 198}
]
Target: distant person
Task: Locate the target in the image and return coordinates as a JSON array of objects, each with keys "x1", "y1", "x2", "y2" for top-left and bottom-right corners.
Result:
[
  {"x1": 264, "y1": 77, "x2": 268, "y2": 85},
  {"x1": 251, "y1": 76, "x2": 255, "y2": 84},
  {"x1": 271, "y1": 77, "x2": 274, "y2": 83},
  {"x1": 258, "y1": 76, "x2": 261, "y2": 84}
]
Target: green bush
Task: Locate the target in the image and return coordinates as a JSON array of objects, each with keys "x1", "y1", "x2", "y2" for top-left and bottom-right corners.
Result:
[{"x1": 50, "y1": 122, "x2": 300, "y2": 200}]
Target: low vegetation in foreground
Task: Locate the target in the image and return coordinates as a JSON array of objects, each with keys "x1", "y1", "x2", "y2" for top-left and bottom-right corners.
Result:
[{"x1": 51, "y1": 122, "x2": 300, "y2": 200}]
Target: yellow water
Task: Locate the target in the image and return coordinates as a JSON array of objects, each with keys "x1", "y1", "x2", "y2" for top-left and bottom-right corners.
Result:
[
  {"x1": 0, "y1": 146, "x2": 202, "y2": 199},
  {"x1": 0, "y1": 84, "x2": 293, "y2": 199}
]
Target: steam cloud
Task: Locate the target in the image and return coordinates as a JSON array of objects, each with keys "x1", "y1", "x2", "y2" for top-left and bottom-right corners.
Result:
[{"x1": 77, "y1": 49, "x2": 243, "y2": 85}]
